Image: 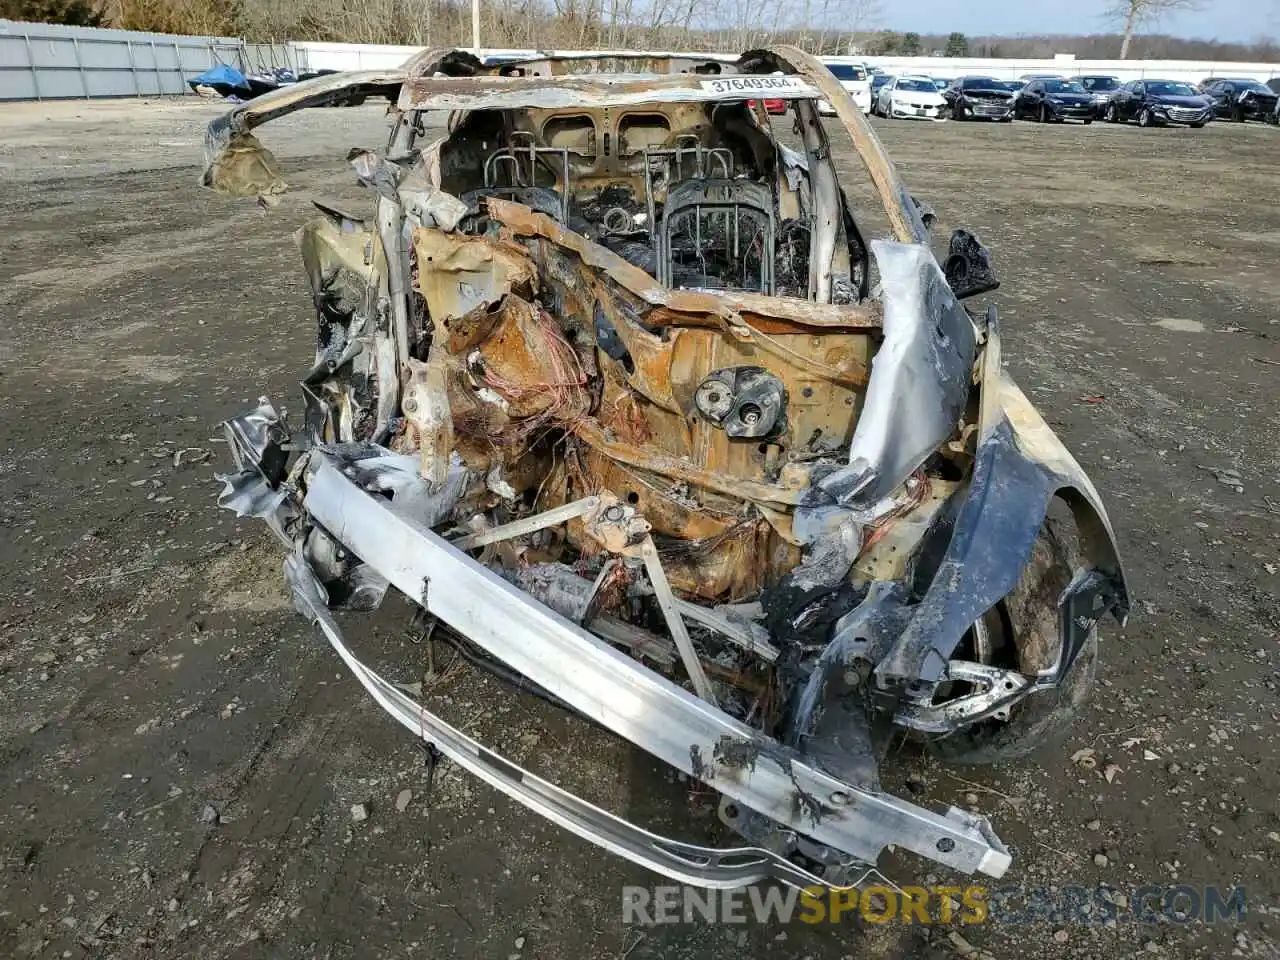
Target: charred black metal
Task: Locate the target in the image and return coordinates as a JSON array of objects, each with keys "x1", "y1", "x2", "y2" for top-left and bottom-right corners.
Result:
[
  {"x1": 944, "y1": 229, "x2": 1000, "y2": 300},
  {"x1": 872, "y1": 415, "x2": 1128, "y2": 706}
]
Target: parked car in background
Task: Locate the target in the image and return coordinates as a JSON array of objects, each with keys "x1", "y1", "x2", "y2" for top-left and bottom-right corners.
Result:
[
  {"x1": 1201, "y1": 78, "x2": 1280, "y2": 122},
  {"x1": 1013, "y1": 77, "x2": 1095, "y2": 123},
  {"x1": 942, "y1": 76, "x2": 1016, "y2": 121},
  {"x1": 1104, "y1": 79, "x2": 1212, "y2": 127},
  {"x1": 1078, "y1": 74, "x2": 1122, "y2": 117},
  {"x1": 997, "y1": 79, "x2": 1026, "y2": 93},
  {"x1": 817, "y1": 61, "x2": 873, "y2": 114},
  {"x1": 870, "y1": 72, "x2": 894, "y2": 101},
  {"x1": 873, "y1": 74, "x2": 948, "y2": 120},
  {"x1": 931, "y1": 77, "x2": 954, "y2": 91},
  {"x1": 1018, "y1": 72, "x2": 1066, "y2": 83}
]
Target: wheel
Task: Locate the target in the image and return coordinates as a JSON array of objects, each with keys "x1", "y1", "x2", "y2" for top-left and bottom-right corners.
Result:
[
  {"x1": 1104, "y1": 103, "x2": 1118, "y2": 123},
  {"x1": 926, "y1": 513, "x2": 1099, "y2": 766},
  {"x1": 1083, "y1": 118, "x2": 1093, "y2": 125},
  {"x1": 1190, "y1": 122, "x2": 1205, "y2": 129},
  {"x1": 1139, "y1": 107, "x2": 1153, "y2": 127},
  {"x1": 1039, "y1": 103, "x2": 1048, "y2": 123}
]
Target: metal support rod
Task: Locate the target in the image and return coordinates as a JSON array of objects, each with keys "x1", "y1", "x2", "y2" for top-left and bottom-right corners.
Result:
[
  {"x1": 71, "y1": 38, "x2": 89, "y2": 98},
  {"x1": 22, "y1": 32, "x2": 40, "y2": 101},
  {"x1": 579, "y1": 557, "x2": 619, "y2": 626},
  {"x1": 674, "y1": 599, "x2": 780, "y2": 663},
  {"x1": 125, "y1": 39, "x2": 140, "y2": 98},
  {"x1": 638, "y1": 536, "x2": 717, "y2": 704},
  {"x1": 452, "y1": 498, "x2": 599, "y2": 551},
  {"x1": 149, "y1": 40, "x2": 162, "y2": 97},
  {"x1": 472, "y1": 0, "x2": 482, "y2": 53}
]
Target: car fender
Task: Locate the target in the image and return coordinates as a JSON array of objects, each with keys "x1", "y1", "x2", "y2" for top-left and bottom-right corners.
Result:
[{"x1": 872, "y1": 313, "x2": 1130, "y2": 694}]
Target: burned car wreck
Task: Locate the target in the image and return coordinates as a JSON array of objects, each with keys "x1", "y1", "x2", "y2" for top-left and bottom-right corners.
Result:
[{"x1": 205, "y1": 46, "x2": 1129, "y2": 889}]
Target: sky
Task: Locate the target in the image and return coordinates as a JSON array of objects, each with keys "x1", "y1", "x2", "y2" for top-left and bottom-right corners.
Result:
[{"x1": 882, "y1": 0, "x2": 1279, "y2": 44}]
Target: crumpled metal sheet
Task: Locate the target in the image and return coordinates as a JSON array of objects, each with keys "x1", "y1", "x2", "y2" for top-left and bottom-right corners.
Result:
[
  {"x1": 411, "y1": 227, "x2": 538, "y2": 323},
  {"x1": 200, "y1": 132, "x2": 287, "y2": 206},
  {"x1": 202, "y1": 69, "x2": 408, "y2": 203},
  {"x1": 815, "y1": 241, "x2": 977, "y2": 508},
  {"x1": 216, "y1": 468, "x2": 288, "y2": 521},
  {"x1": 344, "y1": 448, "x2": 473, "y2": 529}
]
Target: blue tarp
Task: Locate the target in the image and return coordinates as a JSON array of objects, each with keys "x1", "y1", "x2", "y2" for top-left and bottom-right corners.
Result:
[{"x1": 189, "y1": 63, "x2": 250, "y2": 91}]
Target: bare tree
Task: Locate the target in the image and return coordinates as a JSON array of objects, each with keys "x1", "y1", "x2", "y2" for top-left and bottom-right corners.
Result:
[{"x1": 1104, "y1": 0, "x2": 1204, "y2": 59}]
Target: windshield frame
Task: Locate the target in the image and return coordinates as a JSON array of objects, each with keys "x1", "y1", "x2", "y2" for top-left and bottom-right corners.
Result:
[
  {"x1": 827, "y1": 64, "x2": 867, "y2": 81},
  {"x1": 895, "y1": 78, "x2": 938, "y2": 93},
  {"x1": 1043, "y1": 79, "x2": 1087, "y2": 95},
  {"x1": 1080, "y1": 77, "x2": 1119, "y2": 91},
  {"x1": 1145, "y1": 80, "x2": 1198, "y2": 97}
]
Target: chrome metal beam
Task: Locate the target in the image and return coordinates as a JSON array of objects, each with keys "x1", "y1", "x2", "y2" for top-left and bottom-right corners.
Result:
[{"x1": 301, "y1": 450, "x2": 1011, "y2": 879}]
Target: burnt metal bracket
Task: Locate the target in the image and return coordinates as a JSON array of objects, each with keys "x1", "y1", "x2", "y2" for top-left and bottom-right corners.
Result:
[
  {"x1": 943, "y1": 229, "x2": 1000, "y2": 300},
  {"x1": 1034, "y1": 567, "x2": 1120, "y2": 691}
]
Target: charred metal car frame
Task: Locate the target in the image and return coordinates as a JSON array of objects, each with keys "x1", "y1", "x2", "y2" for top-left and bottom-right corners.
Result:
[{"x1": 204, "y1": 47, "x2": 1129, "y2": 890}]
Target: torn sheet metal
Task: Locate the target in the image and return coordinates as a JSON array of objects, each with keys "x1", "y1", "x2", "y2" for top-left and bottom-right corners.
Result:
[
  {"x1": 816, "y1": 241, "x2": 977, "y2": 507},
  {"x1": 201, "y1": 132, "x2": 287, "y2": 205},
  {"x1": 411, "y1": 227, "x2": 538, "y2": 322}
]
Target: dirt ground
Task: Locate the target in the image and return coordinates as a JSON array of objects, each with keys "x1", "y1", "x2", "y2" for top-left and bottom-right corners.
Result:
[{"x1": 1, "y1": 96, "x2": 1277, "y2": 960}]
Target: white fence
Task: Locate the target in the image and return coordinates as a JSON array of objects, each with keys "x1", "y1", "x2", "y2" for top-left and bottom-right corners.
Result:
[
  {"x1": 294, "y1": 42, "x2": 1280, "y2": 83},
  {"x1": 291, "y1": 41, "x2": 422, "y2": 72},
  {"x1": 0, "y1": 20, "x2": 309, "y2": 100},
  {"x1": 3, "y1": 24, "x2": 1278, "y2": 102},
  {"x1": 845, "y1": 54, "x2": 1280, "y2": 85}
]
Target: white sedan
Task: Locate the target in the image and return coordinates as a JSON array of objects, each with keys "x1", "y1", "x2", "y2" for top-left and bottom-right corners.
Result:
[
  {"x1": 817, "y1": 62, "x2": 874, "y2": 115},
  {"x1": 873, "y1": 75, "x2": 949, "y2": 121}
]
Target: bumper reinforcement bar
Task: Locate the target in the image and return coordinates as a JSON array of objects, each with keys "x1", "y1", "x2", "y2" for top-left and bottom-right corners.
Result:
[{"x1": 296, "y1": 449, "x2": 1012, "y2": 884}]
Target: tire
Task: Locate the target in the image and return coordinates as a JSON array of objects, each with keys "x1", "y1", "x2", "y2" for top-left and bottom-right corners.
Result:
[
  {"x1": 926, "y1": 513, "x2": 1099, "y2": 766},
  {"x1": 1104, "y1": 103, "x2": 1119, "y2": 123},
  {"x1": 1190, "y1": 122, "x2": 1205, "y2": 129},
  {"x1": 1039, "y1": 103, "x2": 1048, "y2": 123},
  {"x1": 1139, "y1": 107, "x2": 1153, "y2": 127},
  {"x1": 1083, "y1": 118, "x2": 1093, "y2": 125}
]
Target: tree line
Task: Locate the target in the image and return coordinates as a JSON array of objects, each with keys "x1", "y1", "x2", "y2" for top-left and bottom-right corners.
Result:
[{"x1": 2, "y1": 0, "x2": 1276, "y2": 64}]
